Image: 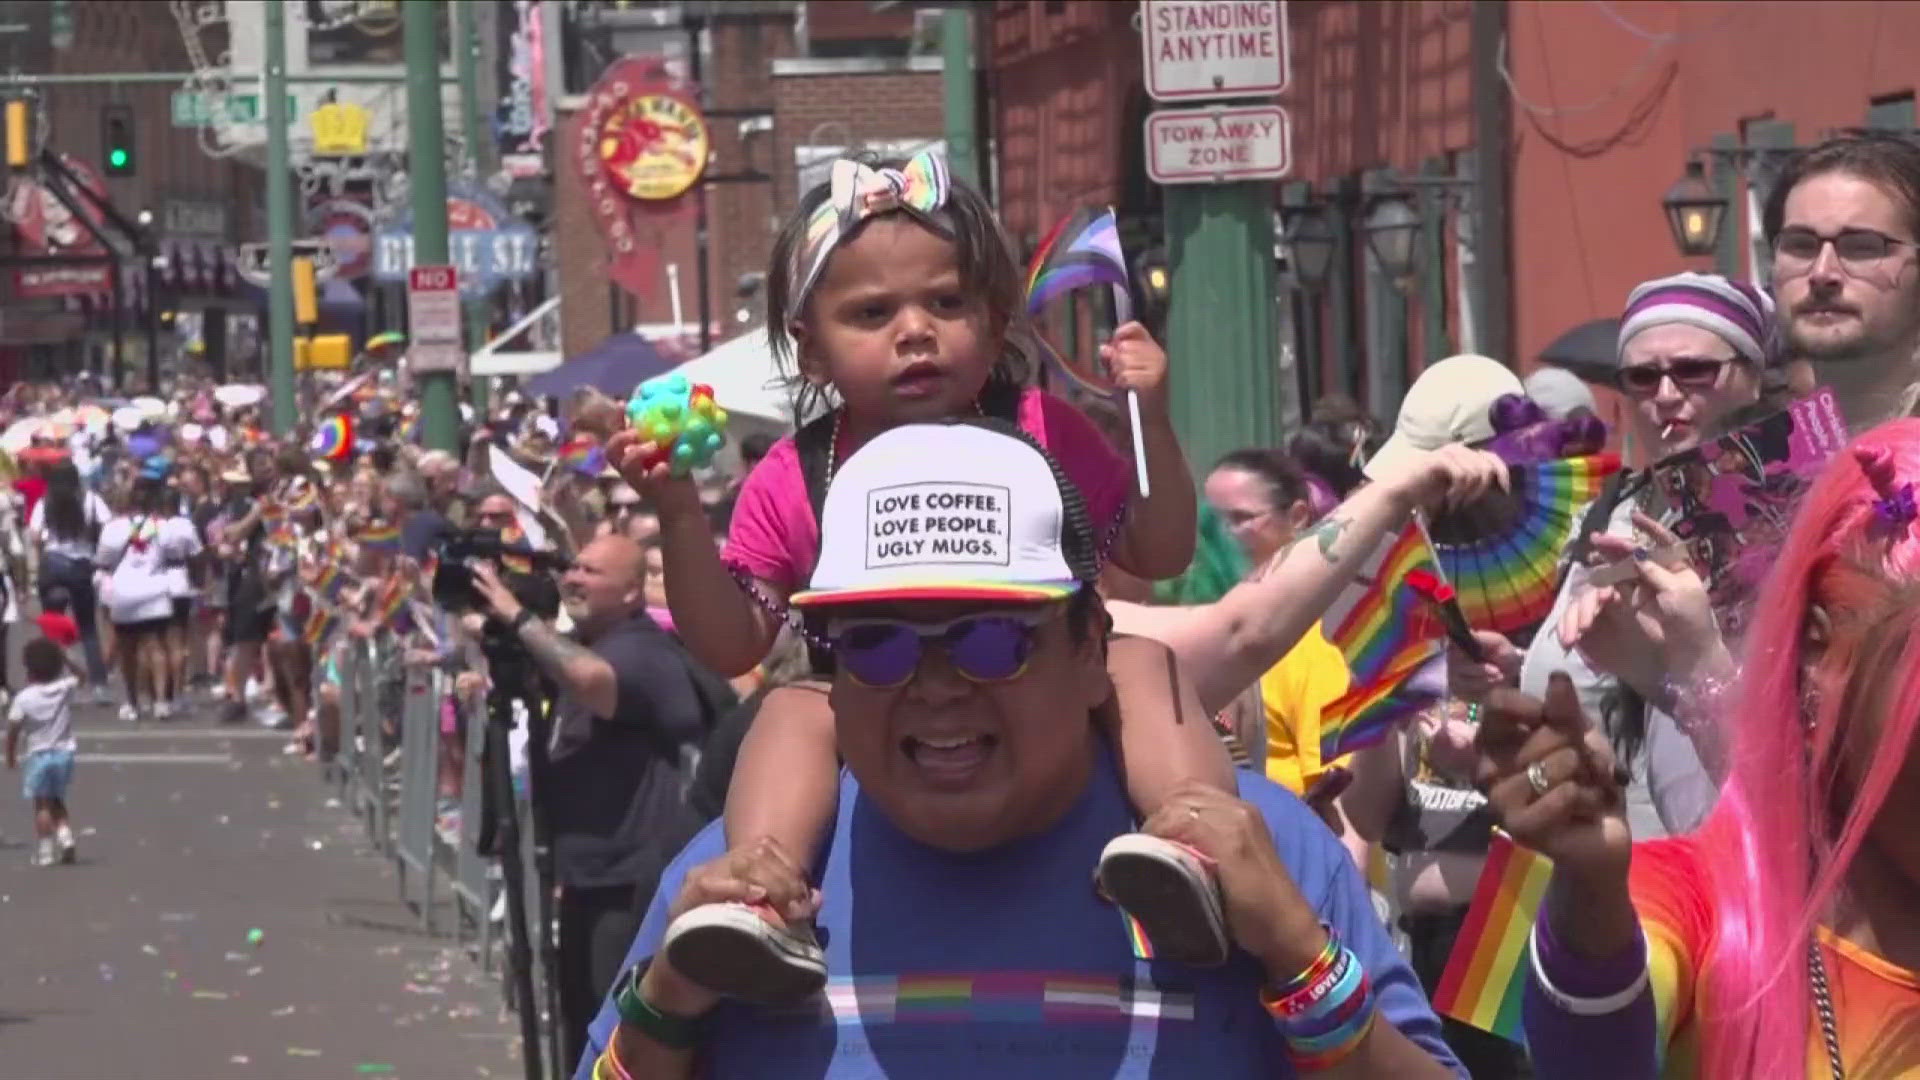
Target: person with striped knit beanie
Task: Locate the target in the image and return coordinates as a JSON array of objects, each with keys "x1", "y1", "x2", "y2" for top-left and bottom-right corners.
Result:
[{"x1": 1614, "y1": 270, "x2": 1775, "y2": 462}]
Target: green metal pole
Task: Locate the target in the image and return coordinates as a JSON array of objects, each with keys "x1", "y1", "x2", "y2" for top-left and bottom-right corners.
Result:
[
  {"x1": 265, "y1": 0, "x2": 295, "y2": 435},
  {"x1": 406, "y1": 0, "x2": 458, "y2": 452},
  {"x1": 1164, "y1": 183, "x2": 1280, "y2": 478},
  {"x1": 940, "y1": 7, "x2": 976, "y2": 185},
  {"x1": 456, "y1": 0, "x2": 490, "y2": 415}
]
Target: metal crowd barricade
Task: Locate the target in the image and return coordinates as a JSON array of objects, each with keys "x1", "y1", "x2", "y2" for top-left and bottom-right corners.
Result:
[
  {"x1": 449, "y1": 690, "x2": 499, "y2": 972},
  {"x1": 329, "y1": 639, "x2": 364, "y2": 794},
  {"x1": 394, "y1": 665, "x2": 442, "y2": 932}
]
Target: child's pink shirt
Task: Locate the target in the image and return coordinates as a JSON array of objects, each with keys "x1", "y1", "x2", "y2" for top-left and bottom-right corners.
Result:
[{"x1": 722, "y1": 388, "x2": 1130, "y2": 591}]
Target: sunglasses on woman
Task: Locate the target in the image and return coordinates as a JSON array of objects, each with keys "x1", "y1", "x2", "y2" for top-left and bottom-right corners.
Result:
[
  {"x1": 1614, "y1": 357, "x2": 1728, "y2": 397},
  {"x1": 825, "y1": 608, "x2": 1060, "y2": 689}
]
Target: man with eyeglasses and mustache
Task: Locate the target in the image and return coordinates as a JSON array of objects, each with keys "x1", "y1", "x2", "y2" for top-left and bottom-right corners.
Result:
[
  {"x1": 574, "y1": 417, "x2": 1480, "y2": 1079},
  {"x1": 1764, "y1": 131, "x2": 1920, "y2": 430}
]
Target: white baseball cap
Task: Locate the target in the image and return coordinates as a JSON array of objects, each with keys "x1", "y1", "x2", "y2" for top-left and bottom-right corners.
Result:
[
  {"x1": 1363, "y1": 354, "x2": 1523, "y2": 481},
  {"x1": 790, "y1": 419, "x2": 1099, "y2": 609}
]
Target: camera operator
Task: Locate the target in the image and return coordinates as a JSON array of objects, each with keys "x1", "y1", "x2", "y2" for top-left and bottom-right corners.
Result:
[{"x1": 466, "y1": 532, "x2": 713, "y2": 1069}]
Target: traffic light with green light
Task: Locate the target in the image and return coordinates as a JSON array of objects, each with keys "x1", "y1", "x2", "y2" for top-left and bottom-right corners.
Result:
[{"x1": 101, "y1": 104, "x2": 134, "y2": 176}]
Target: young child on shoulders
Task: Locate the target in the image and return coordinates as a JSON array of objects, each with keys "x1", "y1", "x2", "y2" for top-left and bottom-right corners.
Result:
[
  {"x1": 611, "y1": 151, "x2": 1234, "y2": 1004},
  {"x1": 7, "y1": 637, "x2": 83, "y2": 867}
]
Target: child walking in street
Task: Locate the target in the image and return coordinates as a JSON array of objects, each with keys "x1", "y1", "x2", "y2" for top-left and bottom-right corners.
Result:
[{"x1": 8, "y1": 638, "x2": 81, "y2": 867}]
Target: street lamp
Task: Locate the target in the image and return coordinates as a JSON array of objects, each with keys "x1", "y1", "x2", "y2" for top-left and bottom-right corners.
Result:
[
  {"x1": 1662, "y1": 160, "x2": 1728, "y2": 258},
  {"x1": 1363, "y1": 196, "x2": 1420, "y2": 279},
  {"x1": 1283, "y1": 205, "x2": 1336, "y2": 292}
]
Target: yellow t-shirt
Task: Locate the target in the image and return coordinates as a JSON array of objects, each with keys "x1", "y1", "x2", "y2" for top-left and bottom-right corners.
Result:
[{"x1": 1258, "y1": 624, "x2": 1351, "y2": 795}]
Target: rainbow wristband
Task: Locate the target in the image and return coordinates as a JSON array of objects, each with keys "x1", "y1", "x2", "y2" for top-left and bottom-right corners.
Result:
[
  {"x1": 1264, "y1": 947, "x2": 1355, "y2": 1019},
  {"x1": 1269, "y1": 930, "x2": 1340, "y2": 997},
  {"x1": 1285, "y1": 981, "x2": 1374, "y2": 1055},
  {"x1": 1289, "y1": 1006, "x2": 1378, "y2": 1071},
  {"x1": 1287, "y1": 969, "x2": 1372, "y2": 1040},
  {"x1": 593, "y1": 1044, "x2": 635, "y2": 1080}
]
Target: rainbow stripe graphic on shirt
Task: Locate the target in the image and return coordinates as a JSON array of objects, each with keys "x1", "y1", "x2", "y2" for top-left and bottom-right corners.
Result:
[{"x1": 793, "y1": 973, "x2": 1196, "y2": 1028}]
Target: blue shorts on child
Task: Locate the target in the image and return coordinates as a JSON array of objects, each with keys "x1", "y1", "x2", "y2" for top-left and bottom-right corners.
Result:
[{"x1": 22, "y1": 748, "x2": 74, "y2": 800}]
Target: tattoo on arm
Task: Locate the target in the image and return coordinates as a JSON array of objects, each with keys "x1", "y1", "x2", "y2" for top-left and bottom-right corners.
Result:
[
  {"x1": 516, "y1": 618, "x2": 597, "y2": 677},
  {"x1": 1274, "y1": 513, "x2": 1352, "y2": 566}
]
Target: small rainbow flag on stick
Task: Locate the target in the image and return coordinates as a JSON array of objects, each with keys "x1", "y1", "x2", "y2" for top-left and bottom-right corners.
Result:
[
  {"x1": 1023, "y1": 205, "x2": 1150, "y2": 498},
  {"x1": 558, "y1": 437, "x2": 605, "y2": 477},
  {"x1": 1026, "y1": 206, "x2": 1131, "y2": 320},
  {"x1": 1432, "y1": 831, "x2": 1554, "y2": 1044},
  {"x1": 1319, "y1": 654, "x2": 1448, "y2": 762},
  {"x1": 1315, "y1": 523, "x2": 1450, "y2": 761},
  {"x1": 357, "y1": 523, "x2": 402, "y2": 553},
  {"x1": 303, "y1": 606, "x2": 341, "y2": 647},
  {"x1": 1320, "y1": 523, "x2": 1448, "y2": 687}
]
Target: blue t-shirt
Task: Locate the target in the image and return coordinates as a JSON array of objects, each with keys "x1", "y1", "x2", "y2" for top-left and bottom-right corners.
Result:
[{"x1": 578, "y1": 746, "x2": 1461, "y2": 1078}]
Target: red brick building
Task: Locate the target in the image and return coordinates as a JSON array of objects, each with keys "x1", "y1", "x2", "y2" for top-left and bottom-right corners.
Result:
[
  {"x1": 556, "y1": 0, "x2": 944, "y2": 359},
  {"x1": 987, "y1": 0, "x2": 1920, "y2": 434},
  {"x1": 0, "y1": 1, "x2": 261, "y2": 385}
]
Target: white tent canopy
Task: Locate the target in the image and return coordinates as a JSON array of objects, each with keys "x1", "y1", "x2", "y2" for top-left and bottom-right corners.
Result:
[{"x1": 670, "y1": 327, "x2": 804, "y2": 426}]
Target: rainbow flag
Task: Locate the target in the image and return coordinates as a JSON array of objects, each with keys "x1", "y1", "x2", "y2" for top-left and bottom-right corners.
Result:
[
  {"x1": 1319, "y1": 653, "x2": 1447, "y2": 761},
  {"x1": 312, "y1": 565, "x2": 349, "y2": 603},
  {"x1": 302, "y1": 606, "x2": 341, "y2": 647},
  {"x1": 1320, "y1": 523, "x2": 1447, "y2": 687},
  {"x1": 357, "y1": 523, "x2": 402, "y2": 552},
  {"x1": 559, "y1": 437, "x2": 605, "y2": 476},
  {"x1": 1433, "y1": 831, "x2": 1555, "y2": 1044},
  {"x1": 375, "y1": 576, "x2": 413, "y2": 634},
  {"x1": 1025, "y1": 206, "x2": 1130, "y2": 317}
]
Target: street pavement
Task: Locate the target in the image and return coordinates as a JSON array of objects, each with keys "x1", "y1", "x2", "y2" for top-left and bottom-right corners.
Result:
[{"x1": 2, "y1": 697, "x2": 526, "y2": 1080}]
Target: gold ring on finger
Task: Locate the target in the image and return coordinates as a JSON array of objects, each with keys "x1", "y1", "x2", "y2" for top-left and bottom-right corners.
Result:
[{"x1": 1526, "y1": 760, "x2": 1551, "y2": 797}]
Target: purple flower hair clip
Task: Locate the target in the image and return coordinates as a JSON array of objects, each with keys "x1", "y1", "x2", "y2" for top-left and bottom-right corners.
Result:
[
  {"x1": 1856, "y1": 445, "x2": 1918, "y2": 541},
  {"x1": 1872, "y1": 482, "x2": 1917, "y2": 535}
]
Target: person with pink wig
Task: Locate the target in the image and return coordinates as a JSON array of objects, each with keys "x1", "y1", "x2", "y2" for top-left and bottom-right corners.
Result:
[{"x1": 1473, "y1": 418, "x2": 1920, "y2": 1078}]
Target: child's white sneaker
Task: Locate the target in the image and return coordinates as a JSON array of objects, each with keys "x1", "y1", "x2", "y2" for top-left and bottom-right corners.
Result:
[
  {"x1": 118, "y1": 703, "x2": 139, "y2": 723},
  {"x1": 56, "y1": 825, "x2": 76, "y2": 864},
  {"x1": 154, "y1": 700, "x2": 172, "y2": 721},
  {"x1": 33, "y1": 839, "x2": 56, "y2": 867},
  {"x1": 1096, "y1": 832, "x2": 1231, "y2": 967}
]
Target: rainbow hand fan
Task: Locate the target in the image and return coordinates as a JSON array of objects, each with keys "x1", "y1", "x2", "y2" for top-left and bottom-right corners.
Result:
[
  {"x1": 1024, "y1": 206, "x2": 1149, "y2": 496},
  {"x1": 1423, "y1": 454, "x2": 1621, "y2": 639}
]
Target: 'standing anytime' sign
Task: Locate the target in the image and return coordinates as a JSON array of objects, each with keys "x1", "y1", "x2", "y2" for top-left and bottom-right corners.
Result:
[{"x1": 1141, "y1": 0, "x2": 1290, "y2": 103}]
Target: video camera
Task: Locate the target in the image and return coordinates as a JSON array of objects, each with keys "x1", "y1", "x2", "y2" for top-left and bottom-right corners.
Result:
[{"x1": 430, "y1": 528, "x2": 571, "y2": 615}]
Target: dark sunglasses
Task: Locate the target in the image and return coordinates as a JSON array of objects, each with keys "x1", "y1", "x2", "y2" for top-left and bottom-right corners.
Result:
[
  {"x1": 826, "y1": 609, "x2": 1057, "y2": 689},
  {"x1": 1614, "y1": 357, "x2": 1728, "y2": 396}
]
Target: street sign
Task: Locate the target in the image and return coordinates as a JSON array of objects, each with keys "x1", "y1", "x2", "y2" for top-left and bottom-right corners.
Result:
[
  {"x1": 374, "y1": 179, "x2": 540, "y2": 298},
  {"x1": 1141, "y1": 0, "x2": 1290, "y2": 102},
  {"x1": 234, "y1": 239, "x2": 338, "y2": 289},
  {"x1": 407, "y1": 264, "x2": 464, "y2": 374},
  {"x1": 170, "y1": 89, "x2": 297, "y2": 128},
  {"x1": 1146, "y1": 104, "x2": 1292, "y2": 184}
]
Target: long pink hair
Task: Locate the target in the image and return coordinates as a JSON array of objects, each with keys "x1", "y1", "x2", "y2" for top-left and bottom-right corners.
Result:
[{"x1": 1693, "y1": 418, "x2": 1920, "y2": 1076}]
